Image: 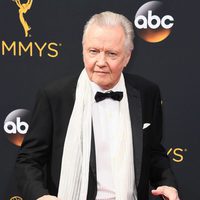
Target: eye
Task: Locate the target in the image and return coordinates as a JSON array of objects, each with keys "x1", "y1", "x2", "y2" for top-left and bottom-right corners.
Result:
[
  {"x1": 107, "y1": 51, "x2": 117, "y2": 58},
  {"x1": 89, "y1": 49, "x2": 99, "y2": 55}
]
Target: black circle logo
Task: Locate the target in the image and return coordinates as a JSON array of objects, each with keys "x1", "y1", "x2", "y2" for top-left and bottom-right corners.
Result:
[
  {"x1": 4, "y1": 109, "x2": 30, "y2": 146},
  {"x1": 10, "y1": 196, "x2": 23, "y2": 200},
  {"x1": 134, "y1": 1, "x2": 174, "y2": 43}
]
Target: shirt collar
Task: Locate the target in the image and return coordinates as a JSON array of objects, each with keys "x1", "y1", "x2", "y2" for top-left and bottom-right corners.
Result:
[{"x1": 90, "y1": 73, "x2": 124, "y2": 101}]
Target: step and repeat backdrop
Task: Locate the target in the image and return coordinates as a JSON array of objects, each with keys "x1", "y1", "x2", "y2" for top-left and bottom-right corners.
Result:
[{"x1": 0, "y1": 0, "x2": 199, "y2": 199}]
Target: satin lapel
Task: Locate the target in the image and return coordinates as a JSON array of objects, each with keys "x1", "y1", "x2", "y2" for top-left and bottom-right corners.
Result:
[
  {"x1": 125, "y1": 80, "x2": 143, "y2": 187},
  {"x1": 90, "y1": 122, "x2": 96, "y2": 177}
]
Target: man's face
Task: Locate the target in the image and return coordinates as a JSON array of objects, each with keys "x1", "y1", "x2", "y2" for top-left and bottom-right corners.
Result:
[{"x1": 83, "y1": 24, "x2": 131, "y2": 90}]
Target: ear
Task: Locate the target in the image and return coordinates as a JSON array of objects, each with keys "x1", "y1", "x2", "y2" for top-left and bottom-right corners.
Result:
[
  {"x1": 82, "y1": 45, "x2": 86, "y2": 61},
  {"x1": 123, "y1": 51, "x2": 132, "y2": 67}
]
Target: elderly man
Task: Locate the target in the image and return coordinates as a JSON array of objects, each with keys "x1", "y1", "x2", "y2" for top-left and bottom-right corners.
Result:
[{"x1": 16, "y1": 11, "x2": 180, "y2": 200}]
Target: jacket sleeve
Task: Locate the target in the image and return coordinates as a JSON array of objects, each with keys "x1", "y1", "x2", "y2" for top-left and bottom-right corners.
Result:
[
  {"x1": 149, "y1": 86, "x2": 178, "y2": 189},
  {"x1": 15, "y1": 89, "x2": 53, "y2": 200}
]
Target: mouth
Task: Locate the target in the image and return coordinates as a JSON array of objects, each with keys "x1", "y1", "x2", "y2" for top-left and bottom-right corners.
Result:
[{"x1": 94, "y1": 71, "x2": 110, "y2": 74}]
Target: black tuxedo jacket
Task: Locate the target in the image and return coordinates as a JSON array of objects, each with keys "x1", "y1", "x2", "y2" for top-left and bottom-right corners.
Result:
[{"x1": 16, "y1": 73, "x2": 177, "y2": 200}]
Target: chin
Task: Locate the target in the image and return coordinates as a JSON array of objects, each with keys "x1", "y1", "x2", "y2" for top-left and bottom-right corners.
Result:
[
  {"x1": 98, "y1": 82, "x2": 113, "y2": 90},
  {"x1": 91, "y1": 74, "x2": 114, "y2": 89}
]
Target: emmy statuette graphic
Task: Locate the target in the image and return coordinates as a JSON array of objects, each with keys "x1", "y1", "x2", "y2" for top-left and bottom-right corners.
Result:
[{"x1": 12, "y1": 0, "x2": 33, "y2": 37}]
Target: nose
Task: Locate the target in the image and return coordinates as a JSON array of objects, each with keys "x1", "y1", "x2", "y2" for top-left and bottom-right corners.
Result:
[{"x1": 96, "y1": 52, "x2": 107, "y2": 68}]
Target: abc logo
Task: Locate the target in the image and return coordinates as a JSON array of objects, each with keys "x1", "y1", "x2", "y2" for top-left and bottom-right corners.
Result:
[
  {"x1": 10, "y1": 196, "x2": 23, "y2": 200},
  {"x1": 135, "y1": 10, "x2": 174, "y2": 29},
  {"x1": 3, "y1": 109, "x2": 30, "y2": 146},
  {"x1": 4, "y1": 117, "x2": 28, "y2": 134},
  {"x1": 134, "y1": 1, "x2": 174, "y2": 43}
]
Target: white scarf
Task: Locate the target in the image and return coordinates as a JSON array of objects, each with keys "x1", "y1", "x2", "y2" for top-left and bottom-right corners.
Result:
[{"x1": 58, "y1": 69, "x2": 136, "y2": 200}]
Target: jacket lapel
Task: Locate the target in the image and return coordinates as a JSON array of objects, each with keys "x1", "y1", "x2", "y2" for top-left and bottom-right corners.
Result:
[
  {"x1": 90, "y1": 123, "x2": 96, "y2": 176},
  {"x1": 125, "y1": 80, "x2": 143, "y2": 187}
]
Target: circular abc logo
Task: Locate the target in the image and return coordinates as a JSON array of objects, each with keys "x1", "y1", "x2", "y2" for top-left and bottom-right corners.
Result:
[
  {"x1": 10, "y1": 196, "x2": 23, "y2": 200},
  {"x1": 134, "y1": 1, "x2": 174, "y2": 43},
  {"x1": 4, "y1": 109, "x2": 30, "y2": 146}
]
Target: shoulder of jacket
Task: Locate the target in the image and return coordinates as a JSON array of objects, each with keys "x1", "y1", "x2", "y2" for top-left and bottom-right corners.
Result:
[
  {"x1": 124, "y1": 73, "x2": 160, "y2": 93},
  {"x1": 42, "y1": 75, "x2": 78, "y2": 98}
]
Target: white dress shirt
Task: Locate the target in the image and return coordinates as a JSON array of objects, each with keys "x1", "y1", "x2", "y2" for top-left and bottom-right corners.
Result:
[{"x1": 91, "y1": 79, "x2": 124, "y2": 200}]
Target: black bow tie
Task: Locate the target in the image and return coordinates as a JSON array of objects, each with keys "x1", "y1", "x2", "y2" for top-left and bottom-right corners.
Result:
[{"x1": 95, "y1": 91, "x2": 123, "y2": 102}]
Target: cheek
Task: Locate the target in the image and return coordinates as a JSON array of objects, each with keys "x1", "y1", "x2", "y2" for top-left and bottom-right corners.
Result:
[
  {"x1": 110, "y1": 61, "x2": 125, "y2": 75},
  {"x1": 84, "y1": 56, "x2": 97, "y2": 79},
  {"x1": 84, "y1": 55, "x2": 93, "y2": 70}
]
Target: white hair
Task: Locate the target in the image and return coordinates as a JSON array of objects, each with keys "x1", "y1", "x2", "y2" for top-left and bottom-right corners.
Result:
[{"x1": 82, "y1": 11, "x2": 134, "y2": 51}]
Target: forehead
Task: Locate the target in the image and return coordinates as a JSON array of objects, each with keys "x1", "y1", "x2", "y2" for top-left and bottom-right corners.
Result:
[{"x1": 83, "y1": 24, "x2": 126, "y2": 50}]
